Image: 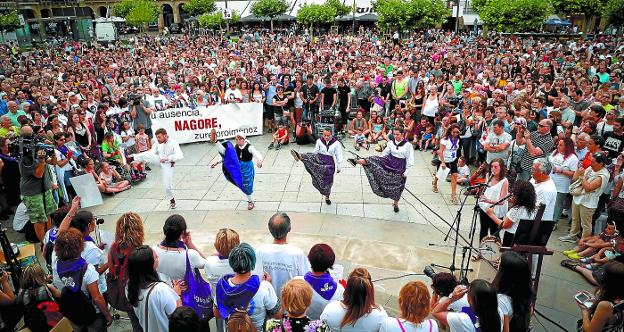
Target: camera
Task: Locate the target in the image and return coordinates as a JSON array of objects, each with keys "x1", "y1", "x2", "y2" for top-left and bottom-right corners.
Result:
[
  {"x1": 96, "y1": 217, "x2": 105, "y2": 225},
  {"x1": 423, "y1": 265, "x2": 436, "y2": 279},
  {"x1": 127, "y1": 93, "x2": 143, "y2": 106},
  {"x1": 8, "y1": 135, "x2": 55, "y2": 159}
]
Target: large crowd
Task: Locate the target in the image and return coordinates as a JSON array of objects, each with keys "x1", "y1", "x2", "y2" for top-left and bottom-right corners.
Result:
[{"x1": 0, "y1": 28, "x2": 624, "y2": 331}]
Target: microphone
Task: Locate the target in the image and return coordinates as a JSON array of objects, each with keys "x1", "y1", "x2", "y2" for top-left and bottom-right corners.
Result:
[
  {"x1": 467, "y1": 183, "x2": 489, "y2": 190},
  {"x1": 489, "y1": 193, "x2": 513, "y2": 207}
]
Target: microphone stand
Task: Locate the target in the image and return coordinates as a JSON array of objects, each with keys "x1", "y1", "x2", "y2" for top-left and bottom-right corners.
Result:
[{"x1": 430, "y1": 187, "x2": 474, "y2": 276}]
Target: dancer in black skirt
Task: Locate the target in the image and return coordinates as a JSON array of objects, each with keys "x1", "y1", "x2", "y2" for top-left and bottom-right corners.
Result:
[
  {"x1": 348, "y1": 126, "x2": 414, "y2": 212},
  {"x1": 291, "y1": 127, "x2": 344, "y2": 205}
]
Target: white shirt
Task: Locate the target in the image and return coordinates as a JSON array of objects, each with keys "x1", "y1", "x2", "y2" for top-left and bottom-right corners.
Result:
[
  {"x1": 440, "y1": 137, "x2": 460, "y2": 163},
  {"x1": 497, "y1": 294, "x2": 514, "y2": 318},
  {"x1": 573, "y1": 167, "x2": 610, "y2": 208},
  {"x1": 530, "y1": 178, "x2": 557, "y2": 221},
  {"x1": 381, "y1": 318, "x2": 439, "y2": 332},
  {"x1": 129, "y1": 282, "x2": 179, "y2": 332},
  {"x1": 423, "y1": 97, "x2": 439, "y2": 117},
  {"x1": 152, "y1": 246, "x2": 206, "y2": 284},
  {"x1": 213, "y1": 279, "x2": 278, "y2": 332},
  {"x1": 257, "y1": 243, "x2": 311, "y2": 299},
  {"x1": 137, "y1": 138, "x2": 184, "y2": 165},
  {"x1": 294, "y1": 275, "x2": 345, "y2": 320},
  {"x1": 503, "y1": 206, "x2": 537, "y2": 236},
  {"x1": 11, "y1": 202, "x2": 28, "y2": 232},
  {"x1": 204, "y1": 255, "x2": 265, "y2": 293},
  {"x1": 52, "y1": 262, "x2": 100, "y2": 311},
  {"x1": 446, "y1": 308, "x2": 504, "y2": 332},
  {"x1": 224, "y1": 88, "x2": 243, "y2": 102},
  {"x1": 479, "y1": 178, "x2": 509, "y2": 218},
  {"x1": 321, "y1": 301, "x2": 388, "y2": 332},
  {"x1": 548, "y1": 153, "x2": 579, "y2": 193},
  {"x1": 314, "y1": 139, "x2": 344, "y2": 172},
  {"x1": 458, "y1": 165, "x2": 470, "y2": 178},
  {"x1": 380, "y1": 140, "x2": 415, "y2": 176}
]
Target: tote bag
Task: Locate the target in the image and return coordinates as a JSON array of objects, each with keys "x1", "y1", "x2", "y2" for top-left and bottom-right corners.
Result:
[{"x1": 182, "y1": 251, "x2": 214, "y2": 321}]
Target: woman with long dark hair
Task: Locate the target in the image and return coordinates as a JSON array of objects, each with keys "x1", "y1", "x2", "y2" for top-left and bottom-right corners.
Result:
[
  {"x1": 478, "y1": 158, "x2": 509, "y2": 241},
  {"x1": 492, "y1": 252, "x2": 533, "y2": 332},
  {"x1": 321, "y1": 267, "x2": 388, "y2": 331},
  {"x1": 485, "y1": 180, "x2": 537, "y2": 246},
  {"x1": 432, "y1": 279, "x2": 502, "y2": 332},
  {"x1": 127, "y1": 245, "x2": 182, "y2": 332},
  {"x1": 577, "y1": 261, "x2": 624, "y2": 331}
]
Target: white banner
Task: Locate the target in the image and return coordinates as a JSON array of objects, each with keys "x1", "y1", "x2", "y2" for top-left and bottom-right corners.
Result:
[{"x1": 150, "y1": 103, "x2": 264, "y2": 144}]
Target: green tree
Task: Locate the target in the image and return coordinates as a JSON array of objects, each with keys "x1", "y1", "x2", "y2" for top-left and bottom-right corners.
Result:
[
  {"x1": 604, "y1": 0, "x2": 624, "y2": 26},
  {"x1": 199, "y1": 10, "x2": 240, "y2": 29},
  {"x1": 373, "y1": 0, "x2": 448, "y2": 31},
  {"x1": 552, "y1": 0, "x2": 602, "y2": 16},
  {"x1": 183, "y1": 0, "x2": 216, "y2": 16},
  {"x1": 0, "y1": 11, "x2": 20, "y2": 31},
  {"x1": 478, "y1": 0, "x2": 552, "y2": 32},
  {"x1": 325, "y1": 0, "x2": 351, "y2": 17},
  {"x1": 250, "y1": 0, "x2": 289, "y2": 30},
  {"x1": 113, "y1": 0, "x2": 161, "y2": 31},
  {"x1": 296, "y1": 3, "x2": 336, "y2": 33}
]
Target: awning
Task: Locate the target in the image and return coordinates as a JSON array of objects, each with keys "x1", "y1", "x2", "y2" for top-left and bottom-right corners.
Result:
[
  {"x1": 544, "y1": 14, "x2": 571, "y2": 26},
  {"x1": 240, "y1": 13, "x2": 295, "y2": 22}
]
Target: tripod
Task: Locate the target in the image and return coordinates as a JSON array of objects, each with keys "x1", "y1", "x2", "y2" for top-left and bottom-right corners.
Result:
[
  {"x1": 0, "y1": 222, "x2": 21, "y2": 290},
  {"x1": 429, "y1": 187, "x2": 476, "y2": 280}
]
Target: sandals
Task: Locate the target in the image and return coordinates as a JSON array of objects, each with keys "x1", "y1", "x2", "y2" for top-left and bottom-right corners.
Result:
[
  {"x1": 247, "y1": 201, "x2": 255, "y2": 210},
  {"x1": 290, "y1": 149, "x2": 301, "y2": 161},
  {"x1": 561, "y1": 259, "x2": 580, "y2": 271},
  {"x1": 450, "y1": 193, "x2": 458, "y2": 204},
  {"x1": 347, "y1": 158, "x2": 357, "y2": 167}
]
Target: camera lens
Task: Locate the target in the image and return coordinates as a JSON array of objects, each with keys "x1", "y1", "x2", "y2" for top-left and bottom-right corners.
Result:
[
  {"x1": 96, "y1": 218, "x2": 105, "y2": 225},
  {"x1": 423, "y1": 266, "x2": 437, "y2": 279}
]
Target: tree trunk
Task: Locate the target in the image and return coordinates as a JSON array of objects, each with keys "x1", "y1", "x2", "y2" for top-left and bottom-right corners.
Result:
[{"x1": 270, "y1": 19, "x2": 274, "y2": 31}]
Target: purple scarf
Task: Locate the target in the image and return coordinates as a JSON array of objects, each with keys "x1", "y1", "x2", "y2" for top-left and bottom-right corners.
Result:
[
  {"x1": 304, "y1": 272, "x2": 338, "y2": 301},
  {"x1": 461, "y1": 306, "x2": 480, "y2": 332},
  {"x1": 160, "y1": 240, "x2": 186, "y2": 249},
  {"x1": 215, "y1": 274, "x2": 260, "y2": 318},
  {"x1": 56, "y1": 258, "x2": 88, "y2": 292},
  {"x1": 321, "y1": 137, "x2": 337, "y2": 149}
]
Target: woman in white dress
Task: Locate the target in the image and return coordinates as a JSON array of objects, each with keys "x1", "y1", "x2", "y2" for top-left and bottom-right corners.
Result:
[
  {"x1": 321, "y1": 268, "x2": 388, "y2": 332},
  {"x1": 548, "y1": 138, "x2": 578, "y2": 227},
  {"x1": 422, "y1": 86, "x2": 439, "y2": 124},
  {"x1": 485, "y1": 180, "x2": 537, "y2": 247},
  {"x1": 381, "y1": 281, "x2": 439, "y2": 332},
  {"x1": 478, "y1": 158, "x2": 509, "y2": 241},
  {"x1": 434, "y1": 124, "x2": 461, "y2": 204}
]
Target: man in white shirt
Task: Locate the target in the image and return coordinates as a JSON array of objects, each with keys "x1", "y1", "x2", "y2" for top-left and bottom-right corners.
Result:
[
  {"x1": 258, "y1": 213, "x2": 311, "y2": 299},
  {"x1": 530, "y1": 158, "x2": 557, "y2": 222},
  {"x1": 145, "y1": 88, "x2": 170, "y2": 112},
  {"x1": 224, "y1": 81, "x2": 243, "y2": 104},
  {"x1": 132, "y1": 128, "x2": 184, "y2": 209}
]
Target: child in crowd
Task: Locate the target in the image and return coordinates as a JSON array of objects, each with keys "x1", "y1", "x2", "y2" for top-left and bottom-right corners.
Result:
[
  {"x1": 269, "y1": 121, "x2": 290, "y2": 150},
  {"x1": 564, "y1": 221, "x2": 620, "y2": 260},
  {"x1": 120, "y1": 121, "x2": 136, "y2": 153},
  {"x1": 412, "y1": 118, "x2": 428, "y2": 148},
  {"x1": 419, "y1": 124, "x2": 434, "y2": 151},
  {"x1": 456, "y1": 157, "x2": 471, "y2": 185},
  {"x1": 98, "y1": 162, "x2": 132, "y2": 193},
  {"x1": 134, "y1": 124, "x2": 151, "y2": 170},
  {"x1": 576, "y1": 238, "x2": 623, "y2": 271},
  {"x1": 354, "y1": 129, "x2": 368, "y2": 151}
]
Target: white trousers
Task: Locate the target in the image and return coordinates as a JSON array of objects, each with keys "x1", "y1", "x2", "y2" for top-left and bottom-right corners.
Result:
[{"x1": 133, "y1": 151, "x2": 175, "y2": 200}]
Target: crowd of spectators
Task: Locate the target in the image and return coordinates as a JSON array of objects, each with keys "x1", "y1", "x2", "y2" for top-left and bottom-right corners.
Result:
[{"x1": 0, "y1": 26, "x2": 624, "y2": 331}]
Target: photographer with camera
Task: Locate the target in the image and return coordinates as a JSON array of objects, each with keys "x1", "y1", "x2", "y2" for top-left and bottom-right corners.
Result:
[
  {"x1": 18, "y1": 125, "x2": 58, "y2": 243},
  {"x1": 426, "y1": 269, "x2": 470, "y2": 313},
  {"x1": 129, "y1": 90, "x2": 154, "y2": 140}
]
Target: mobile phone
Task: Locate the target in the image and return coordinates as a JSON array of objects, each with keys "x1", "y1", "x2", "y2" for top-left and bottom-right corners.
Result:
[{"x1": 575, "y1": 291, "x2": 594, "y2": 309}]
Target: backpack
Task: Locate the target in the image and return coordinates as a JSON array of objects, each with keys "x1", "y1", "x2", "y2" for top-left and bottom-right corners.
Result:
[
  {"x1": 57, "y1": 265, "x2": 97, "y2": 326},
  {"x1": 105, "y1": 242, "x2": 133, "y2": 311},
  {"x1": 227, "y1": 303, "x2": 256, "y2": 332},
  {"x1": 20, "y1": 287, "x2": 63, "y2": 329}
]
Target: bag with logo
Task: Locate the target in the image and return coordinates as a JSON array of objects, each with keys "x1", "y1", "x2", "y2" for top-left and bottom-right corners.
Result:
[{"x1": 182, "y1": 251, "x2": 214, "y2": 321}]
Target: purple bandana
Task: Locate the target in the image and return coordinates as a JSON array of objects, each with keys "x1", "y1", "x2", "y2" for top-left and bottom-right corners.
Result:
[
  {"x1": 321, "y1": 137, "x2": 337, "y2": 149},
  {"x1": 160, "y1": 240, "x2": 186, "y2": 249},
  {"x1": 215, "y1": 274, "x2": 260, "y2": 318},
  {"x1": 304, "y1": 272, "x2": 337, "y2": 301},
  {"x1": 56, "y1": 258, "x2": 88, "y2": 292},
  {"x1": 461, "y1": 306, "x2": 480, "y2": 332}
]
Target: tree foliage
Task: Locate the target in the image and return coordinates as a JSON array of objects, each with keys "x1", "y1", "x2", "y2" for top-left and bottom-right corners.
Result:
[
  {"x1": 604, "y1": 0, "x2": 624, "y2": 26},
  {"x1": 477, "y1": 0, "x2": 552, "y2": 32},
  {"x1": 113, "y1": 0, "x2": 161, "y2": 27},
  {"x1": 325, "y1": 0, "x2": 351, "y2": 17},
  {"x1": 373, "y1": 0, "x2": 448, "y2": 31},
  {"x1": 198, "y1": 10, "x2": 240, "y2": 28},
  {"x1": 183, "y1": 0, "x2": 216, "y2": 16},
  {"x1": 296, "y1": 4, "x2": 336, "y2": 26},
  {"x1": 552, "y1": 0, "x2": 602, "y2": 17},
  {"x1": 0, "y1": 11, "x2": 20, "y2": 31},
  {"x1": 250, "y1": 0, "x2": 289, "y2": 19}
]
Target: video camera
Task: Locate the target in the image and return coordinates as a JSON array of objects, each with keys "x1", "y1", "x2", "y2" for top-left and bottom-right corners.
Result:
[
  {"x1": 8, "y1": 135, "x2": 55, "y2": 160},
  {"x1": 127, "y1": 93, "x2": 143, "y2": 106}
]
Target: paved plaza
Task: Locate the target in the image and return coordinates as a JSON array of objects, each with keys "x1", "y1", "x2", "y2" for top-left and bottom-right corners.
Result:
[{"x1": 5, "y1": 133, "x2": 590, "y2": 331}]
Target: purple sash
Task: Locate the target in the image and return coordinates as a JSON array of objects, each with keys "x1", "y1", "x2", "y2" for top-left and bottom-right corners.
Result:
[
  {"x1": 56, "y1": 258, "x2": 88, "y2": 292},
  {"x1": 461, "y1": 306, "x2": 480, "y2": 332},
  {"x1": 215, "y1": 274, "x2": 260, "y2": 318},
  {"x1": 304, "y1": 272, "x2": 337, "y2": 301}
]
